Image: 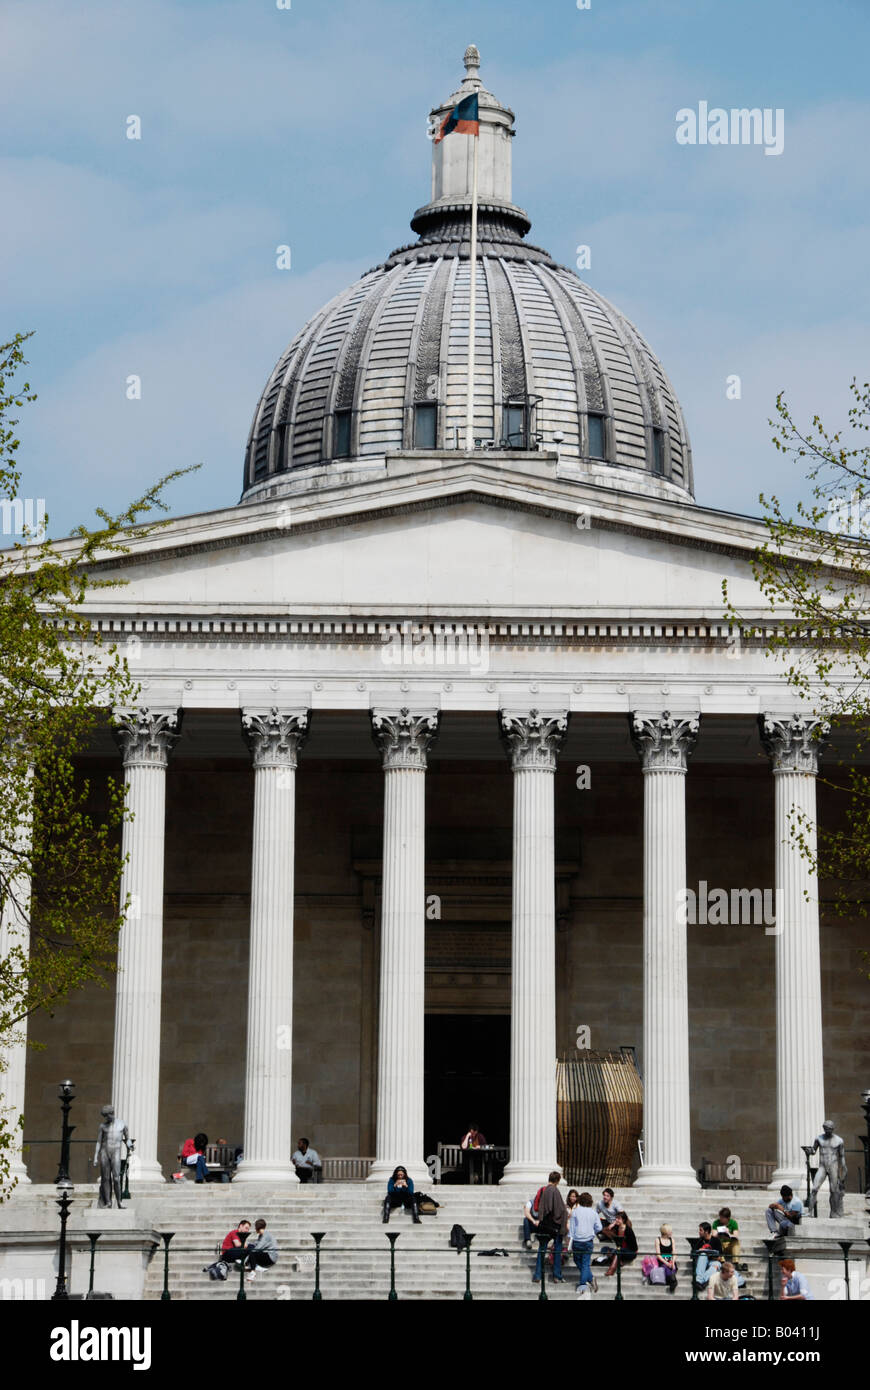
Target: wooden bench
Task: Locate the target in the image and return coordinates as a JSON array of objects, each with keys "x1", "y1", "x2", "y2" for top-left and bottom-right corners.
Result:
[
  {"x1": 321, "y1": 1157, "x2": 373, "y2": 1182},
  {"x1": 176, "y1": 1150, "x2": 375, "y2": 1182},
  {"x1": 175, "y1": 1142, "x2": 237, "y2": 1180}
]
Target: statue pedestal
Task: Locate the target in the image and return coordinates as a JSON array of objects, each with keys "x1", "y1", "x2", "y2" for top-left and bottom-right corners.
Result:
[{"x1": 81, "y1": 1206, "x2": 140, "y2": 1230}]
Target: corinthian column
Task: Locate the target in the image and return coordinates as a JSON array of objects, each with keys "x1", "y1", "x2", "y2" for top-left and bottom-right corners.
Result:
[
  {"x1": 366, "y1": 707, "x2": 439, "y2": 1186},
  {"x1": 498, "y1": 708, "x2": 568, "y2": 1185},
  {"x1": 759, "y1": 713, "x2": 827, "y2": 1187},
  {"x1": 630, "y1": 710, "x2": 700, "y2": 1188},
  {"x1": 112, "y1": 708, "x2": 181, "y2": 1183},
  {"x1": 0, "y1": 740, "x2": 32, "y2": 1187},
  {"x1": 234, "y1": 708, "x2": 309, "y2": 1185}
]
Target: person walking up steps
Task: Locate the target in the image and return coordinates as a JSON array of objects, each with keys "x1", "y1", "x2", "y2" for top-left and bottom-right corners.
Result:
[{"x1": 568, "y1": 1192, "x2": 601, "y2": 1298}]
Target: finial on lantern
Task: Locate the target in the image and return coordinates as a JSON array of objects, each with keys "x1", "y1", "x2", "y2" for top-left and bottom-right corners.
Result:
[{"x1": 463, "y1": 44, "x2": 481, "y2": 84}]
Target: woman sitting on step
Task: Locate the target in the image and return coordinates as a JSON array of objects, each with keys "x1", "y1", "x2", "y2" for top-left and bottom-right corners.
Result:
[
  {"x1": 383, "y1": 1166, "x2": 421, "y2": 1223},
  {"x1": 654, "y1": 1224, "x2": 678, "y2": 1293},
  {"x1": 604, "y1": 1211, "x2": 637, "y2": 1277}
]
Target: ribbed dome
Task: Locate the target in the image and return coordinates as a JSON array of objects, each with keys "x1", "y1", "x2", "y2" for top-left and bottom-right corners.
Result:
[{"x1": 241, "y1": 49, "x2": 693, "y2": 505}]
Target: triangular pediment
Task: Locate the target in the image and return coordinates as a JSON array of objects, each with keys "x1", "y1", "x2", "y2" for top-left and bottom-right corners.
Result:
[{"x1": 69, "y1": 455, "x2": 772, "y2": 621}]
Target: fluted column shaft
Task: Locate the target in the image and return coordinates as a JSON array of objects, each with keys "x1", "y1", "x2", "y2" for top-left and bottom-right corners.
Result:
[
  {"x1": 499, "y1": 709, "x2": 567, "y2": 1185},
  {"x1": 234, "y1": 708, "x2": 308, "y2": 1185},
  {"x1": 631, "y1": 711, "x2": 700, "y2": 1187},
  {"x1": 0, "y1": 755, "x2": 32, "y2": 1186},
  {"x1": 112, "y1": 709, "x2": 181, "y2": 1183},
  {"x1": 367, "y1": 708, "x2": 439, "y2": 1186},
  {"x1": 760, "y1": 714, "x2": 826, "y2": 1186}
]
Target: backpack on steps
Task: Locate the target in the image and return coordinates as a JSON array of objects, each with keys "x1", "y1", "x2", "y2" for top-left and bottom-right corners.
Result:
[{"x1": 450, "y1": 1223, "x2": 469, "y2": 1252}]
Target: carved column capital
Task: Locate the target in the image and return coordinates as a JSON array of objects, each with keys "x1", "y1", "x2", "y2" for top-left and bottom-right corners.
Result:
[
  {"x1": 630, "y1": 710, "x2": 699, "y2": 773},
  {"x1": 242, "y1": 708, "x2": 309, "y2": 770},
  {"x1": 371, "y1": 707, "x2": 439, "y2": 770},
  {"x1": 500, "y1": 709, "x2": 569, "y2": 772},
  {"x1": 759, "y1": 713, "x2": 827, "y2": 775},
  {"x1": 113, "y1": 708, "x2": 182, "y2": 768}
]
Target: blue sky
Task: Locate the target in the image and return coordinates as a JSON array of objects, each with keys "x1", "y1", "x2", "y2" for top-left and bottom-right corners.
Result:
[{"x1": 3, "y1": 0, "x2": 869, "y2": 535}]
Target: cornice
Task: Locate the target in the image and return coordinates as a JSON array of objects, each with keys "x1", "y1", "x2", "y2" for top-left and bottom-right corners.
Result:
[{"x1": 17, "y1": 454, "x2": 786, "y2": 581}]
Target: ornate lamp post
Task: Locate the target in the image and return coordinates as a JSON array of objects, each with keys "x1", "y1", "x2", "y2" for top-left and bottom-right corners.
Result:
[
  {"x1": 54, "y1": 1080, "x2": 76, "y2": 1188},
  {"x1": 837, "y1": 1240, "x2": 853, "y2": 1301},
  {"x1": 614, "y1": 1248, "x2": 624, "y2": 1302},
  {"x1": 52, "y1": 1188, "x2": 74, "y2": 1300},
  {"x1": 51, "y1": 1080, "x2": 76, "y2": 1301},
  {"x1": 462, "y1": 1232, "x2": 475, "y2": 1301},
  {"x1": 310, "y1": 1232, "x2": 325, "y2": 1301},
  {"x1": 385, "y1": 1232, "x2": 399, "y2": 1301},
  {"x1": 762, "y1": 1237, "x2": 779, "y2": 1301},
  {"x1": 160, "y1": 1232, "x2": 175, "y2": 1301},
  {"x1": 236, "y1": 1230, "x2": 249, "y2": 1302},
  {"x1": 86, "y1": 1232, "x2": 101, "y2": 1298}
]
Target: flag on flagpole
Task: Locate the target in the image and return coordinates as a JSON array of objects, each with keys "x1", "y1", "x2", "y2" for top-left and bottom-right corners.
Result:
[{"x1": 434, "y1": 91, "x2": 479, "y2": 143}]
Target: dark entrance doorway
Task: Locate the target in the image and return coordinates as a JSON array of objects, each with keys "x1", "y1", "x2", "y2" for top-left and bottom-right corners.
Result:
[{"x1": 424, "y1": 1013, "x2": 510, "y2": 1160}]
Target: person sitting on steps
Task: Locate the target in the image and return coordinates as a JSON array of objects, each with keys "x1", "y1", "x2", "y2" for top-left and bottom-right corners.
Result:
[
  {"x1": 604, "y1": 1210, "x2": 637, "y2": 1277},
  {"x1": 655, "y1": 1223, "x2": 679, "y2": 1293},
  {"x1": 181, "y1": 1132, "x2": 209, "y2": 1183},
  {"x1": 245, "y1": 1218, "x2": 279, "y2": 1283},
  {"x1": 382, "y1": 1165, "x2": 421, "y2": 1223}
]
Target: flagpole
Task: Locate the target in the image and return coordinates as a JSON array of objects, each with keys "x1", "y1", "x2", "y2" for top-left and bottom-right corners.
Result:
[{"x1": 465, "y1": 129, "x2": 479, "y2": 452}]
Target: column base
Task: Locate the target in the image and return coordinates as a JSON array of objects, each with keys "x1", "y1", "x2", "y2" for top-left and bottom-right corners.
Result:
[
  {"x1": 126, "y1": 1160, "x2": 165, "y2": 1186},
  {"x1": 233, "y1": 1161, "x2": 300, "y2": 1185},
  {"x1": 365, "y1": 1160, "x2": 430, "y2": 1187},
  {"x1": 632, "y1": 1165, "x2": 700, "y2": 1189},
  {"x1": 8, "y1": 1164, "x2": 30, "y2": 1187},
  {"x1": 768, "y1": 1168, "x2": 805, "y2": 1191},
  {"x1": 499, "y1": 1160, "x2": 559, "y2": 1187}
]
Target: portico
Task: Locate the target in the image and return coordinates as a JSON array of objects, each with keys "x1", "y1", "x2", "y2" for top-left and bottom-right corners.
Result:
[{"x1": 17, "y1": 664, "x2": 839, "y2": 1192}]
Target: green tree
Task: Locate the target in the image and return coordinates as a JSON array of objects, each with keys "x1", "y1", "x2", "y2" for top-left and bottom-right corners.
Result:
[
  {"x1": 725, "y1": 379, "x2": 870, "y2": 962},
  {"x1": 0, "y1": 333, "x2": 189, "y2": 1198}
]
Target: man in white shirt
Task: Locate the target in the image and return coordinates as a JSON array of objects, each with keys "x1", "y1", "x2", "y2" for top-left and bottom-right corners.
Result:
[
  {"x1": 292, "y1": 1137, "x2": 322, "y2": 1183},
  {"x1": 766, "y1": 1185, "x2": 803, "y2": 1238}
]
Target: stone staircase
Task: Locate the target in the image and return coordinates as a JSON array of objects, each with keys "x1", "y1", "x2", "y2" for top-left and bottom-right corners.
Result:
[{"x1": 133, "y1": 1184, "x2": 868, "y2": 1301}]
